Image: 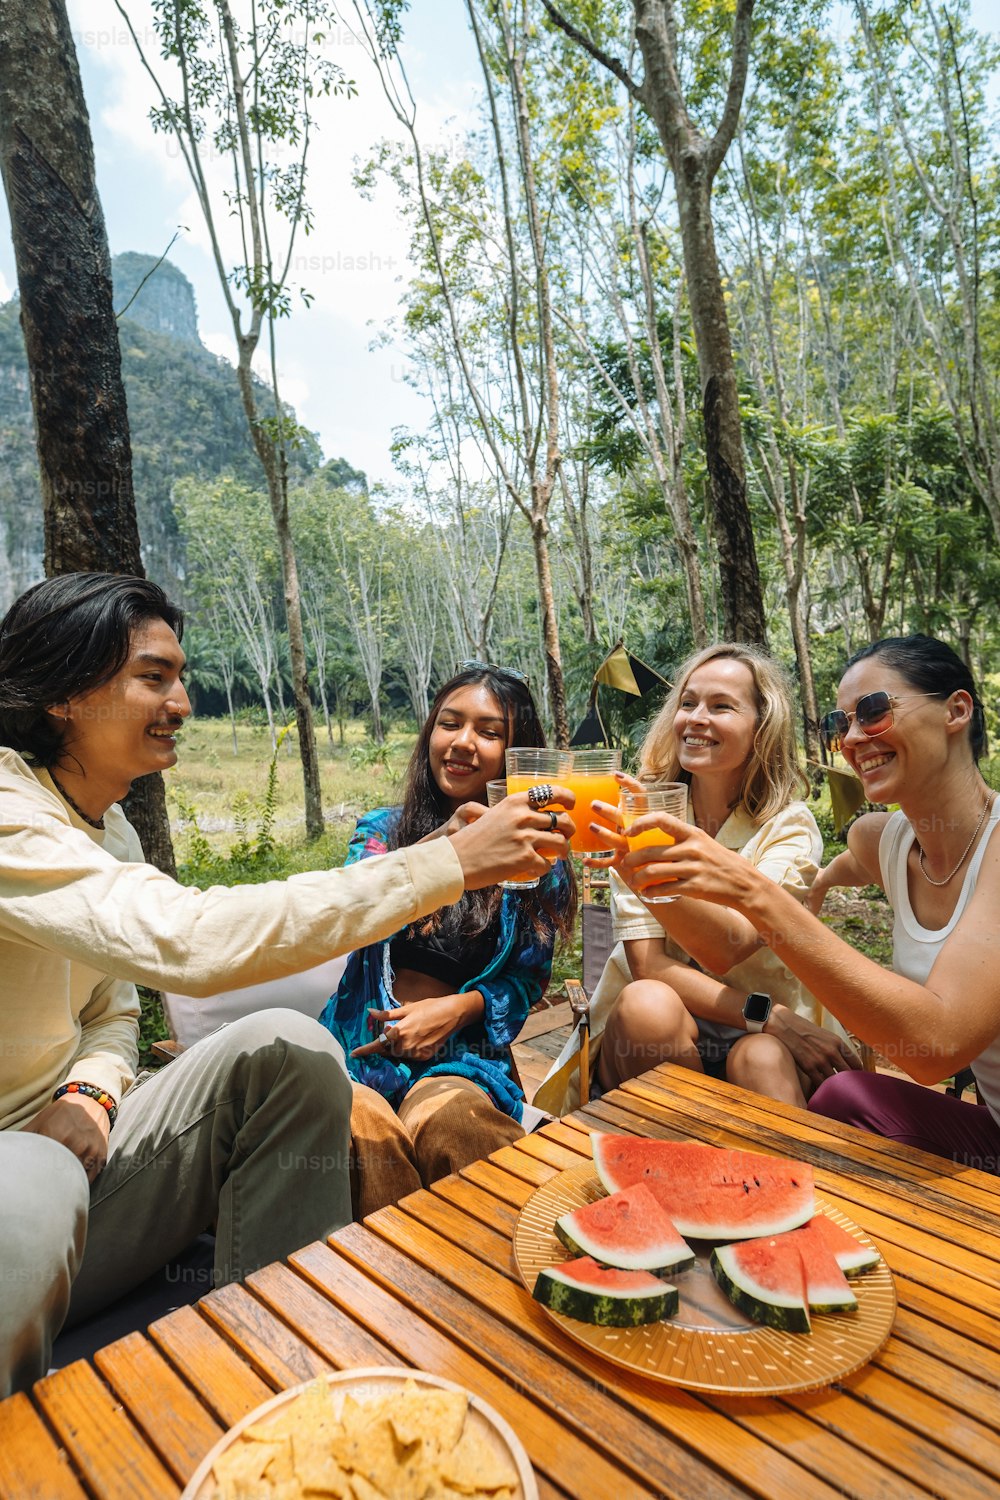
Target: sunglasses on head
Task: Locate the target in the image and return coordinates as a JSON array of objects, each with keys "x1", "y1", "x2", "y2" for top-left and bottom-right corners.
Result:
[
  {"x1": 820, "y1": 691, "x2": 937, "y2": 752},
  {"x1": 457, "y1": 659, "x2": 530, "y2": 688}
]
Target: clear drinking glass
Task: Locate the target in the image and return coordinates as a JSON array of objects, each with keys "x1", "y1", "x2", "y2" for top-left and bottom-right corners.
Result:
[
  {"x1": 620, "y1": 783, "x2": 688, "y2": 904},
  {"x1": 563, "y1": 747, "x2": 622, "y2": 854},
  {"x1": 486, "y1": 779, "x2": 540, "y2": 890},
  {"x1": 505, "y1": 747, "x2": 574, "y2": 865}
]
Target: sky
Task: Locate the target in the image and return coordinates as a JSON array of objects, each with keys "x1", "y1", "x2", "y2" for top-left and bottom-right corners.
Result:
[
  {"x1": 0, "y1": 0, "x2": 483, "y2": 489},
  {"x1": 0, "y1": 1, "x2": 996, "y2": 490}
]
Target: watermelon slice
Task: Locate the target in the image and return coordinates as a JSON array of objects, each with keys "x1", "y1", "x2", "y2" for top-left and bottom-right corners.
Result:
[
  {"x1": 711, "y1": 1237, "x2": 811, "y2": 1333},
  {"x1": 712, "y1": 1221, "x2": 860, "y2": 1332},
  {"x1": 808, "y1": 1213, "x2": 881, "y2": 1276},
  {"x1": 592, "y1": 1134, "x2": 814, "y2": 1240},
  {"x1": 555, "y1": 1184, "x2": 695, "y2": 1275},
  {"x1": 533, "y1": 1256, "x2": 679, "y2": 1327}
]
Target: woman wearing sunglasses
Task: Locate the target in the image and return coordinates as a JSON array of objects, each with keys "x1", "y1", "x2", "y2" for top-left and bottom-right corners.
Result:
[
  {"x1": 605, "y1": 634, "x2": 1000, "y2": 1170},
  {"x1": 584, "y1": 643, "x2": 855, "y2": 1112},
  {"x1": 318, "y1": 664, "x2": 576, "y2": 1217}
]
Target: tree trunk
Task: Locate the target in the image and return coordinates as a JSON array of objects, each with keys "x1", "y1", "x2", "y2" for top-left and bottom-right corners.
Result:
[
  {"x1": 235, "y1": 362, "x2": 323, "y2": 837},
  {"x1": 659, "y1": 146, "x2": 766, "y2": 643},
  {"x1": 632, "y1": 0, "x2": 767, "y2": 644},
  {"x1": 532, "y1": 518, "x2": 570, "y2": 747},
  {"x1": 0, "y1": 0, "x2": 176, "y2": 875}
]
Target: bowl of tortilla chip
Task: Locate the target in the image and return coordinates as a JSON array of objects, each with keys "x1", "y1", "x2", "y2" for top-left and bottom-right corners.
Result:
[{"x1": 181, "y1": 1365, "x2": 537, "y2": 1500}]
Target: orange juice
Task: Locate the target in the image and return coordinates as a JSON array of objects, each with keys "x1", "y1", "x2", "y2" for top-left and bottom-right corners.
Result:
[
  {"x1": 624, "y1": 822, "x2": 676, "y2": 853},
  {"x1": 620, "y1": 783, "x2": 686, "y2": 903},
  {"x1": 561, "y1": 772, "x2": 620, "y2": 852},
  {"x1": 506, "y1": 774, "x2": 559, "y2": 860}
]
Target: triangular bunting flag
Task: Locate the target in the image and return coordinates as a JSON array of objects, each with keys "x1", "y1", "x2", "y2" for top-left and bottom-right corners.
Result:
[
  {"x1": 570, "y1": 701, "x2": 608, "y2": 747},
  {"x1": 594, "y1": 642, "x2": 668, "y2": 697}
]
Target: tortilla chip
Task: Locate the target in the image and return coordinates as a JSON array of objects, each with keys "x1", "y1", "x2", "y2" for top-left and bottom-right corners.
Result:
[
  {"x1": 390, "y1": 1389, "x2": 469, "y2": 1456},
  {"x1": 439, "y1": 1426, "x2": 518, "y2": 1494}
]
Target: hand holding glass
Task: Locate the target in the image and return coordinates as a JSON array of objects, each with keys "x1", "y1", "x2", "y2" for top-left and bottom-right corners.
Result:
[
  {"x1": 486, "y1": 780, "x2": 540, "y2": 889},
  {"x1": 505, "y1": 748, "x2": 574, "y2": 865},
  {"x1": 620, "y1": 784, "x2": 688, "y2": 904}
]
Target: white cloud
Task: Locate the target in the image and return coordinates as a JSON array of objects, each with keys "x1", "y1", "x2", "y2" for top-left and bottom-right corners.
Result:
[{"x1": 201, "y1": 330, "x2": 236, "y2": 365}]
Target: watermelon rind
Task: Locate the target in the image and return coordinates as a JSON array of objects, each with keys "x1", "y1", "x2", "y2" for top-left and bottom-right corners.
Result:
[
  {"x1": 533, "y1": 1257, "x2": 679, "y2": 1327},
  {"x1": 554, "y1": 1184, "x2": 696, "y2": 1275},
  {"x1": 711, "y1": 1244, "x2": 811, "y2": 1334},
  {"x1": 591, "y1": 1133, "x2": 814, "y2": 1240}
]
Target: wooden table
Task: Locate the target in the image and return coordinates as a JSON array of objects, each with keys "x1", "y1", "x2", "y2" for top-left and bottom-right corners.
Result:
[{"x1": 3, "y1": 1062, "x2": 1000, "y2": 1500}]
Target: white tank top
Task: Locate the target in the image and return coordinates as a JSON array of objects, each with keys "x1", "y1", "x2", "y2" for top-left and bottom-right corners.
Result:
[{"x1": 879, "y1": 801, "x2": 1000, "y2": 1125}]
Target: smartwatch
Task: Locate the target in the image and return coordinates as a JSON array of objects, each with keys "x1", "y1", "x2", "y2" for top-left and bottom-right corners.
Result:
[{"x1": 742, "y1": 992, "x2": 773, "y2": 1033}]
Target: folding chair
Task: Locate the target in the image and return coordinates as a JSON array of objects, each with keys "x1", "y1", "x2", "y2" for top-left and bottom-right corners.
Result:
[{"x1": 563, "y1": 863, "x2": 614, "y2": 1107}]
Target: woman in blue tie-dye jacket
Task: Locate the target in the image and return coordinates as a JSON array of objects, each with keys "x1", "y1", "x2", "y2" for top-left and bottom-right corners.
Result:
[{"x1": 318, "y1": 663, "x2": 575, "y2": 1217}]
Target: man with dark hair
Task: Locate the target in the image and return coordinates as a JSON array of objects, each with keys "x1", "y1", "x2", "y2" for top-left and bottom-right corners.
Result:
[{"x1": 0, "y1": 573, "x2": 574, "y2": 1395}]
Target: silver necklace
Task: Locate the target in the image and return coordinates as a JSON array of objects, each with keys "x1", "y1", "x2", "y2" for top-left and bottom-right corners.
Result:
[
  {"x1": 917, "y1": 793, "x2": 993, "y2": 887},
  {"x1": 52, "y1": 773, "x2": 105, "y2": 831}
]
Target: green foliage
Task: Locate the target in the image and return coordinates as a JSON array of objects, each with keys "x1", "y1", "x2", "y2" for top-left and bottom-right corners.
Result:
[
  {"x1": 172, "y1": 726, "x2": 292, "y2": 883},
  {"x1": 349, "y1": 740, "x2": 393, "y2": 773}
]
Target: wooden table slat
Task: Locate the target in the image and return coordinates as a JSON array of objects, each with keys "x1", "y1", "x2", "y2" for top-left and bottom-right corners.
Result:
[
  {"x1": 460, "y1": 1157, "x2": 538, "y2": 1207},
  {"x1": 889, "y1": 1306, "x2": 1000, "y2": 1389},
  {"x1": 429, "y1": 1173, "x2": 522, "y2": 1235},
  {"x1": 93, "y1": 1332, "x2": 224, "y2": 1486},
  {"x1": 0, "y1": 1392, "x2": 87, "y2": 1500},
  {"x1": 510, "y1": 1132, "x2": 588, "y2": 1173},
  {"x1": 197, "y1": 1278, "x2": 335, "y2": 1390},
  {"x1": 407, "y1": 1185, "x2": 517, "y2": 1271},
  {"x1": 485, "y1": 1142, "x2": 560, "y2": 1187},
  {"x1": 33, "y1": 1361, "x2": 177, "y2": 1500},
  {"x1": 243, "y1": 1260, "x2": 403, "y2": 1373},
  {"x1": 148, "y1": 1303, "x2": 272, "y2": 1428}
]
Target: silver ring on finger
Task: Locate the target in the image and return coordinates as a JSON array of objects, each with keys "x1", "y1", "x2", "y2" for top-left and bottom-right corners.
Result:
[
  {"x1": 527, "y1": 783, "x2": 553, "y2": 810},
  {"x1": 546, "y1": 809, "x2": 559, "y2": 831},
  {"x1": 376, "y1": 1030, "x2": 389, "y2": 1047}
]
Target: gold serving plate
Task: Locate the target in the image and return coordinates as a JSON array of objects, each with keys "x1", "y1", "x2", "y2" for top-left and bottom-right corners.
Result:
[{"x1": 514, "y1": 1162, "x2": 896, "y2": 1395}]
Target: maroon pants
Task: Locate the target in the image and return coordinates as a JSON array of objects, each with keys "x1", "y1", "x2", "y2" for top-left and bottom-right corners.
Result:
[{"x1": 809, "y1": 1071, "x2": 1000, "y2": 1174}]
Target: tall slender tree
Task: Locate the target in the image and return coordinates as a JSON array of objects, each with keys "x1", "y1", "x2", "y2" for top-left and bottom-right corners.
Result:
[
  {"x1": 0, "y1": 0, "x2": 176, "y2": 872},
  {"x1": 117, "y1": 0, "x2": 350, "y2": 838},
  {"x1": 543, "y1": 0, "x2": 768, "y2": 643}
]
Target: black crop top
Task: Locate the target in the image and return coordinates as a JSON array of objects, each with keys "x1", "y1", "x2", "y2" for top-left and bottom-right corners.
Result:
[{"x1": 390, "y1": 915, "x2": 499, "y2": 991}]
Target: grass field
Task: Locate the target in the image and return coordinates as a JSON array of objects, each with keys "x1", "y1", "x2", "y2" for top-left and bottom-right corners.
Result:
[{"x1": 166, "y1": 716, "x2": 413, "y2": 850}]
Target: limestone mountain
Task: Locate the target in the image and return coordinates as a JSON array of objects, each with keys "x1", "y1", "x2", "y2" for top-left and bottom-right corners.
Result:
[{"x1": 0, "y1": 253, "x2": 364, "y2": 610}]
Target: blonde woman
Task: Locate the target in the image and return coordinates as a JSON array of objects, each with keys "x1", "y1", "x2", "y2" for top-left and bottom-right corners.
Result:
[{"x1": 590, "y1": 643, "x2": 858, "y2": 1107}]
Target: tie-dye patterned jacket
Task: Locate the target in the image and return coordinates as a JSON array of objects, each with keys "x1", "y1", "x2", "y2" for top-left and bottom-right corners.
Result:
[{"x1": 317, "y1": 806, "x2": 570, "y2": 1122}]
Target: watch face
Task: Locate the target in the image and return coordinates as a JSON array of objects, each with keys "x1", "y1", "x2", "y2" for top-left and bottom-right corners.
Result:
[{"x1": 743, "y1": 992, "x2": 771, "y2": 1024}]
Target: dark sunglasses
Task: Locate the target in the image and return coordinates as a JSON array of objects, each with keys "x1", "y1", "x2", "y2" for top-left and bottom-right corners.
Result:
[
  {"x1": 458, "y1": 659, "x2": 530, "y2": 688},
  {"x1": 820, "y1": 691, "x2": 937, "y2": 752}
]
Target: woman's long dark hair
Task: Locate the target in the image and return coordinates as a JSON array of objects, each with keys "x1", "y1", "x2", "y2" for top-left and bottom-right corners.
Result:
[
  {"x1": 845, "y1": 635, "x2": 987, "y2": 762},
  {"x1": 0, "y1": 573, "x2": 184, "y2": 768},
  {"x1": 389, "y1": 666, "x2": 576, "y2": 944}
]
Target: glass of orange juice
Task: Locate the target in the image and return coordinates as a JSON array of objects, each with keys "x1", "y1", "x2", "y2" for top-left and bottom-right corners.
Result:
[
  {"x1": 562, "y1": 748, "x2": 622, "y2": 853},
  {"x1": 620, "y1": 784, "x2": 688, "y2": 903},
  {"x1": 505, "y1": 748, "x2": 574, "y2": 863},
  {"x1": 486, "y1": 780, "x2": 540, "y2": 889}
]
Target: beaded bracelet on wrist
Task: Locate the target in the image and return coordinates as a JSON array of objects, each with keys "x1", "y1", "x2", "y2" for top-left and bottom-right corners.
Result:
[{"x1": 53, "y1": 1080, "x2": 119, "y2": 1128}]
